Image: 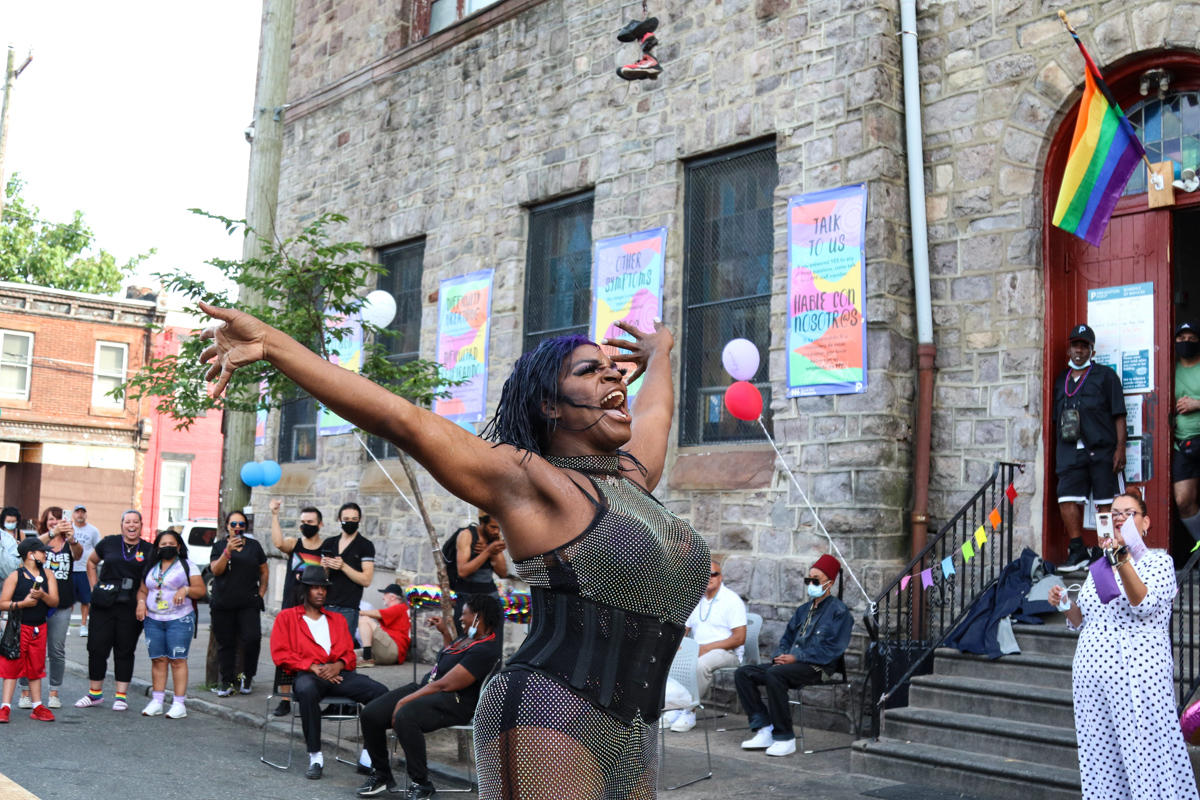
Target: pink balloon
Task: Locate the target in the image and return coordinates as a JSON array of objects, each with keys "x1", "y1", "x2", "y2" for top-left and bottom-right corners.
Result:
[
  {"x1": 722, "y1": 339, "x2": 760, "y2": 381},
  {"x1": 724, "y1": 381, "x2": 763, "y2": 421}
]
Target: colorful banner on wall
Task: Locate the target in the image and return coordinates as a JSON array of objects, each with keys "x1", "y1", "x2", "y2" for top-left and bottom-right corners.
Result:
[
  {"x1": 785, "y1": 184, "x2": 868, "y2": 398},
  {"x1": 1087, "y1": 282, "x2": 1154, "y2": 394},
  {"x1": 435, "y1": 269, "x2": 495, "y2": 423},
  {"x1": 255, "y1": 380, "x2": 268, "y2": 445},
  {"x1": 590, "y1": 227, "x2": 667, "y2": 400},
  {"x1": 318, "y1": 314, "x2": 365, "y2": 436}
]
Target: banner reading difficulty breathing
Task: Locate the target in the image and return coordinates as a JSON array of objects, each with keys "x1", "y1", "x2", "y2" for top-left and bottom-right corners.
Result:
[
  {"x1": 590, "y1": 227, "x2": 666, "y2": 401},
  {"x1": 786, "y1": 184, "x2": 868, "y2": 398},
  {"x1": 435, "y1": 269, "x2": 495, "y2": 423}
]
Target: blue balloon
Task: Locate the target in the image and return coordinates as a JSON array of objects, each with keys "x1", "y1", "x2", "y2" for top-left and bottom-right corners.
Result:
[
  {"x1": 240, "y1": 461, "x2": 265, "y2": 487},
  {"x1": 260, "y1": 460, "x2": 282, "y2": 488},
  {"x1": 455, "y1": 420, "x2": 477, "y2": 435}
]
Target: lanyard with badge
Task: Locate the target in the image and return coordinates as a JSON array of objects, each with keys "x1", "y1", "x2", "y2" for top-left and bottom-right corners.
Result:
[{"x1": 152, "y1": 561, "x2": 175, "y2": 611}]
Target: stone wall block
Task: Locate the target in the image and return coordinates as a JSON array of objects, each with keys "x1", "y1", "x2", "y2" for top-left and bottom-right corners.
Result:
[
  {"x1": 1132, "y1": 2, "x2": 1173, "y2": 49},
  {"x1": 1167, "y1": 4, "x2": 1200, "y2": 47},
  {"x1": 751, "y1": 559, "x2": 781, "y2": 602}
]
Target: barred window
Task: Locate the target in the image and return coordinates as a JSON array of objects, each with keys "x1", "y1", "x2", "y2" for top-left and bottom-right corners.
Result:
[
  {"x1": 680, "y1": 143, "x2": 777, "y2": 446},
  {"x1": 370, "y1": 240, "x2": 426, "y2": 459},
  {"x1": 279, "y1": 395, "x2": 318, "y2": 463},
  {"x1": 523, "y1": 193, "x2": 595, "y2": 353}
]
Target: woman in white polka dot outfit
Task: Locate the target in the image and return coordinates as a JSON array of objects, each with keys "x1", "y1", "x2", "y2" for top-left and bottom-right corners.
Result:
[{"x1": 1049, "y1": 489, "x2": 1199, "y2": 800}]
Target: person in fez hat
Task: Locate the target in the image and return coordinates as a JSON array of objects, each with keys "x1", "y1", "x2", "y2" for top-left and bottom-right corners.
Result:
[
  {"x1": 734, "y1": 554, "x2": 853, "y2": 757},
  {"x1": 268, "y1": 565, "x2": 387, "y2": 780}
]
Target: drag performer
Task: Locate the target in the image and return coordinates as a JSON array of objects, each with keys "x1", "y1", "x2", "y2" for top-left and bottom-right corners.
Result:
[
  {"x1": 198, "y1": 303, "x2": 709, "y2": 799},
  {"x1": 1049, "y1": 489, "x2": 1199, "y2": 800}
]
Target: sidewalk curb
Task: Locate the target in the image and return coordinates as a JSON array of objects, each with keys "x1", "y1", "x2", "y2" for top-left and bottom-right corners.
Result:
[{"x1": 62, "y1": 658, "x2": 474, "y2": 786}]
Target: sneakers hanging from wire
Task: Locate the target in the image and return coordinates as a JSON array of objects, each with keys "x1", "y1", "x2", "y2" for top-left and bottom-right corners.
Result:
[
  {"x1": 616, "y1": 2, "x2": 662, "y2": 82},
  {"x1": 617, "y1": 52, "x2": 662, "y2": 81}
]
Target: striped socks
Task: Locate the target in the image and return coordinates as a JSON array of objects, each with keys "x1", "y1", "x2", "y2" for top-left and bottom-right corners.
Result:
[
  {"x1": 114, "y1": 691, "x2": 126, "y2": 703},
  {"x1": 89, "y1": 690, "x2": 103, "y2": 702}
]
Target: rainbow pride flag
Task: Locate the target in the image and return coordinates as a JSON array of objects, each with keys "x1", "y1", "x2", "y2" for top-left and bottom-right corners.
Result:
[{"x1": 1052, "y1": 29, "x2": 1146, "y2": 247}]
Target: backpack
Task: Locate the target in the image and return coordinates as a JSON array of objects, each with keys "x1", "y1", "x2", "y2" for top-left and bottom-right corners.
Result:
[{"x1": 440, "y1": 525, "x2": 478, "y2": 591}]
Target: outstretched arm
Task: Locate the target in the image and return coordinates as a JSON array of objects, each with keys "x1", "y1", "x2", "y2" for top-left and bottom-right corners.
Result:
[{"x1": 606, "y1": 320, "x2": 675, "y2": 491}]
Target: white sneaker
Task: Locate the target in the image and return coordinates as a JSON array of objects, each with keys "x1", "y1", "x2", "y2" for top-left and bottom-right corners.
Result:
[
  {"x1": 142, "y1": 700, "x2": 164, "y2": 717},
  {"x1": 741, "y1": 725, "x2": 774, "y2": 749},
  {"x1": 659, "y1": 709, "x2": 681, "y2": 729},
  {"x1": 670, "y1": 710, "x2": 696, "y2": 732},
  {"x1": 17, "y1": 696, "x2": 31, "y2": 709},
  {"x1": 79, "y1": 625, "x2": 88, "y2": 638},
  {"x1": 766, "y1": 738, "x2": 797, "y2": 756},
  {"x1": 48, "y1": 696, "x2": 61, "y2": 709},
  {"x1": 166, "y1": 703, "x2": 187, "y2": 719}
]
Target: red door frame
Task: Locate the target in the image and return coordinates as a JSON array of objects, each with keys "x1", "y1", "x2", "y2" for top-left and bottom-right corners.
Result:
[{"x1": 1042, "y1": 51, "x2": 1200, "y2": 559}]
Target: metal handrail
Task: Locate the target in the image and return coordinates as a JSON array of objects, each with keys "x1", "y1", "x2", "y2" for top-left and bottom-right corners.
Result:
[{"x1": 1174, "y1": 546, "x2": 1200, "y2": 714}]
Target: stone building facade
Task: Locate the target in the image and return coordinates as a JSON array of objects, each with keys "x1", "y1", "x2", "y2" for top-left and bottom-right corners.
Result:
[{"x1": 255, "y1": 0, "x2": 1200, "y2": 725}]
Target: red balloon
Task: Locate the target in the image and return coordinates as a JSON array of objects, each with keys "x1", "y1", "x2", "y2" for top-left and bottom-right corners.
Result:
[{"x1": 724, "y1": 381, "x2": 763, "y2": 421}]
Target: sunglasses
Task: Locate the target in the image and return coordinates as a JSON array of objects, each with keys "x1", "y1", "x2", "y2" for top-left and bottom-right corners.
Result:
[
  {"x1": 803, "y1": 578, "x2": 827, "y2": 586},
  {"x1": 710, "y1": 571, "x2": 721, "y2": 577},
  {"x1": 229, "y1": 521, "x2": 247, "y2": 529}
]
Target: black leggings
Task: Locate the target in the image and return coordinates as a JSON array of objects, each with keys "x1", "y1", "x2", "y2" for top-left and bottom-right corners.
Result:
[
  {"x1": 87, "y1": 603, "x2": 143, "y2": 683},
  {"x1": 210, "y1": 605, "x2": 262, "y2": 684},
  {"x1": 361, "y1": 682, "x2": 475, "y2": 784}
]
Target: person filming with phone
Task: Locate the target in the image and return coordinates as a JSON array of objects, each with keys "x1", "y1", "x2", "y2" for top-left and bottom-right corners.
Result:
[
  {"x1": 1048, "y1": 489, "x2": 1198, "y2": 799},
  {"x1": 208, "y1": 511, "x2": 268, "y2": 697}
]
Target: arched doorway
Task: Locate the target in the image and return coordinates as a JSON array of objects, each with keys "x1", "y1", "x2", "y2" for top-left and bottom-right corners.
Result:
[{"x1": 1044, "y1": 51, "x2": 1200, "y2": 560}]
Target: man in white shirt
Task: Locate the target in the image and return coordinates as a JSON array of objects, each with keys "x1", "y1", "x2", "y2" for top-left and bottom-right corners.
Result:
[
  {"x1": 667, "y1": 560, "x2": 747, "y2": 733},
  {"x1": 71, "y1": 505, "x2": 102, "y2": 637}
]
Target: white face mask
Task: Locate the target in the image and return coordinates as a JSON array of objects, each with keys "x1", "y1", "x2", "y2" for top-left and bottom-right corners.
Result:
[
  {"x1": 467, "y1": 624, "x2": 478, "y2": 638},
  {"x1": 3, "y1": 522, "x2": 15, "y2": 531},
  {"x1": 806, "y1": 583, "x2": 826, "y2": 599},
  {"x1": 1070, "y1": 357, "x2": 1092, "y2": 369}
]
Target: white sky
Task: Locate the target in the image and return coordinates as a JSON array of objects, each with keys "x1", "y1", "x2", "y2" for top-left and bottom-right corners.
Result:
[{"x1": 3, "y1": 2, "x2": 263, "y2": 299}]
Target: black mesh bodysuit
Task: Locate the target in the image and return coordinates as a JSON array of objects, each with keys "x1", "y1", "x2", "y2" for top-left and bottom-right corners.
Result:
[{"x1": 474, "y1": 454, "x2": 711, "y2": 799}]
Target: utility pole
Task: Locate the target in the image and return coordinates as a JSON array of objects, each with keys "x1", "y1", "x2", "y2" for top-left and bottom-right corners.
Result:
[
  {"x1": 0, "y1": 47, "x2": 34, "y2": 219},
  {"x1": 208, "y1": 0, "x2": 297, "y2": 685}
]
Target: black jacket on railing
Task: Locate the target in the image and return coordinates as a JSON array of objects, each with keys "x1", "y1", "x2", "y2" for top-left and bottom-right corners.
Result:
[
  {"x1": 944, "y1": 548, "x2": 1047, "y2": 659},
  {"x1": 772, "y1": 595, "x2": 854, "y2": 668}
]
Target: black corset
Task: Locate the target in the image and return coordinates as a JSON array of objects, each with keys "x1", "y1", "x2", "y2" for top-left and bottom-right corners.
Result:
[{"x1": 503, "y1": 587, "x2": 684, "y2": 723}]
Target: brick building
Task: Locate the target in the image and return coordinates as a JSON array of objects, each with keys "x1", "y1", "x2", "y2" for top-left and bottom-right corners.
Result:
[
  {"x1": 254, "y1": 0, "x2": 1200, "y2": 731},
  {"x1": 0, "y1": 282, "x2": 163, "y2": 534}
]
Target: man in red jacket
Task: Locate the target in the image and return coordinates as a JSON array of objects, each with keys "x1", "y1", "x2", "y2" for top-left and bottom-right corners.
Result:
[{"x1": 271, "y1": 565, "x2": 387, "y2": 780}]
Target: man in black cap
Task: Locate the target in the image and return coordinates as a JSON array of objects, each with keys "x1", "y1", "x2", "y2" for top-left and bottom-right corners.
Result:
[
  {"x1": 1174, "y1": 321, "x2": 1200, "y2": 541},
  {"x1": 269, "y1": 565, "x2": 388, "y2": 780},
  {"x1": 1053, "y1": 323, "x2": 1126, "y2": 571}
]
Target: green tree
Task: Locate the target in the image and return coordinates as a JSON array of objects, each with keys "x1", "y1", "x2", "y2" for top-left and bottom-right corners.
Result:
[
  {"x1": 0, "y1": 174, "x2": 153, "y2": 295},
  {"x1": 125, "y1": 210, "x2": 465, "y2": 633}
]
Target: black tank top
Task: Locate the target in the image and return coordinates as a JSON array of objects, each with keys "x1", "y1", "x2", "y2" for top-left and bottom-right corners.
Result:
[
  {"x1": 281, "y1": 540, "x2": 325, "y2": 610},
  {"x1": 13, "y1": 567, "x2": 49, "y2": 626}
]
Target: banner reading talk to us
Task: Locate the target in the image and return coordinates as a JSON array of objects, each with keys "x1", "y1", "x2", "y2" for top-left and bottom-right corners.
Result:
[
  {"x1": 590, "y1": 227, "x2": 666, "y2": 401},
  {"x1": 786, "y1": 184, "x2": 868, "y2": 398},
  {"x1": 435, "y1": 269, "x2": 495, "y2": 423}
]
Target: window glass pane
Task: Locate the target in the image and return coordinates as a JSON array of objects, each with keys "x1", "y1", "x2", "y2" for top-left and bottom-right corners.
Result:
[
  {"x1": 370, "y1": 240, "x2": 426, "y2": 459},
  {"x1": 0, "y1": 365, "x2": 27, "y2": 394},
  {"x1": 1, "y1": 334, "x2": 29, "y2": 364},
  {"x1": 681, "y1": 145, "x2": 777, "y2": 445},
  {"x1": 94, "y1": 374, "x2": 123, "y2": 404},
  {"x1": 97, "y1": 344, "x2": 126, "y2": 373},
  {"x1": 523, "y1": 195, "x2": 594, "y2": 353},
  {"x1": 466, "y1": 0, "x2": 499, "y2": 14},
  {"x1": 280, "y1": 396, "x2": 318, "y2": 462},
  {"x1": 1125, "y1": 92, "x2": 1200, "y2": 195},
  {"x1": 430, "y1": 0, "x2": 456, "y2": 33},
  {"x1": 163, "y1": 463, "x2": 189, "y2": 494}
]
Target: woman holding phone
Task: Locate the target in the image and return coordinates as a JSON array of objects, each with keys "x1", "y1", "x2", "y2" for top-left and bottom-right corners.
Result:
[
  {"x1": 208, "y1": 511, "x2": 268, "y2": 696},
  {"x1": 15, "y1": 508, "x2": 81, "y2": 709},
  {"x1": 1048, "y1": 489, "x2": 1199, "y2": 800}
]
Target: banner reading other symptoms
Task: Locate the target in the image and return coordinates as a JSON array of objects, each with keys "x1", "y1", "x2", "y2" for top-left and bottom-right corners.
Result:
[
  {"x1": 435, "y1": 269, "x2": 495, "y2": 423},
  {"x1": 591, "y1": 227, "x2": 666, "y2": 401},
  {"x1": 786, "y1": 184, "x2": 868, "y2": 398}
]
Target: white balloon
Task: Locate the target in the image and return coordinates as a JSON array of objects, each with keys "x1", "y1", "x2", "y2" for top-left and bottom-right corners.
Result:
[
  {"x1": 722, "y1": 338, "x2": 760, "y2": 381},
  {"x1": 361, "y1": 290, "x2": 398, "y2": 328}
]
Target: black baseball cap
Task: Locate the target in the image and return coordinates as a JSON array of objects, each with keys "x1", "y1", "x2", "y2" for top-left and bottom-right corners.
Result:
[
  {"x1": 380, "y1": 584, "x2": 406, "y2": 598},
  {"x1": 18, "y1": 538, "x2": 51, "y2": 558},
  {"x1": 1177, "y1": 321, "x2": 1198, "y2": 337},
  {"x1": 1068, "y1": 324, "x2": 1095, "y2": 345}
]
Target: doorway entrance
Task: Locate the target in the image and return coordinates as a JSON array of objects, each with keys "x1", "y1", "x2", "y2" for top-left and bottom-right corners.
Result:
[{"x1": 1043, "y1": 52, "x2": 1200, "y2": 562}]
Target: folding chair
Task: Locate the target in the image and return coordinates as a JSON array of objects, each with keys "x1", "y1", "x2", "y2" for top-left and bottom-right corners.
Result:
[
  {"x1": 261, "y1": 666, "x2": 364, "y2": 770},
  {"x1": 710, "y1": 612, "x2": 762, "y2": 709},
  {"x1": 658, "y1": 638, "x2": 713, "y2": 791},
  {"x1": 787, "y1": 652, "x2": 854, "y2": 754}
]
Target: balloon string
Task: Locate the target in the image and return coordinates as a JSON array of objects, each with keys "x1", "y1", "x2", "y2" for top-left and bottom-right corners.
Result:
[
  {"x1": 353, "y1": 432, "x2": 419, "y2": 514},
  {"x1": 756, "y1": 417, "x2": 875, "y2": 614}
]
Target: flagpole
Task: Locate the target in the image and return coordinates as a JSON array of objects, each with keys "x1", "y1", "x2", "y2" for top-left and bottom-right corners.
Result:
[{"x1": 1058, "y1": 9, "x2": 1156, "y2": 177}]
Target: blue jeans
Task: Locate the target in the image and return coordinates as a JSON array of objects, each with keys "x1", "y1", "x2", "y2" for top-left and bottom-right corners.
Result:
[
  {"x1": 144, "y1": 615, "x2": 195, "y2": 660},
  {"x1": 326, "y1": 605, "x2": 360, "y2": 645}
]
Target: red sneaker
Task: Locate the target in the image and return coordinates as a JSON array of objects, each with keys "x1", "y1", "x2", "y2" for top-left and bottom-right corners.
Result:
[
  {"x1": 0, "y1": 705, "x2": 9, "y2": 723},
  {"x1": 30, "y1": 704, "x2": 55, "y2": 722},
  {"x1": 616, "y1": 53, "x2": 662, "y2": 81},
  {"x1": 639, "y1": 31, "x2": 659, "y2": 53}
]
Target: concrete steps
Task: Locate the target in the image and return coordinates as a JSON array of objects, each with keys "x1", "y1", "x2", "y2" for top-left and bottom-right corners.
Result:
[{"x1": 853, "y1": 622, "x2": 1084, "y2": 800}]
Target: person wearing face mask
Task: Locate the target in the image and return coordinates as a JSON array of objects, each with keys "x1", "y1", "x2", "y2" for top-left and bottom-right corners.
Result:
[
  {"x1": 735, "y1": 555, "x2": 852, "y2": 757},
  {"x1": 1053, "y1": 324, "x2": 1127, "y2": 572},
  {"x1": 1173, "y1": 322, "x2": 1200, "y2": 543},
  {"x1": 1047, "y1": 489, "x2": 1199, "y2": 800},
  {"x1": 0, "y1": 537, "x2": 59, "y2": 722},
  {"x1": 320, "y1": 502, "x2": 375, "y2": 643},
  {"x1": 356, "y1": 593, "x2": 503, "y2": 798},
  {"x1": 0, "y1": 507, "x2": 23, "y2": 583},
  {"x1": 135, "y1": 530, "x2": 205, "y2": 719}
]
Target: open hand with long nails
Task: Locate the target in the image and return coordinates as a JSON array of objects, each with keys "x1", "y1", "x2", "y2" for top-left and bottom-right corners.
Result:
[{"x1": 197, "y1": 302, "x2": 270, "y2": 398}]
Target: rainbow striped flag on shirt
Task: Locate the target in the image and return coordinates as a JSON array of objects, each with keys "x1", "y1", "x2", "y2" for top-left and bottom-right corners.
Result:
[{"x1": 1052, "y1": 26, "x2": 1147, "y2": 247}]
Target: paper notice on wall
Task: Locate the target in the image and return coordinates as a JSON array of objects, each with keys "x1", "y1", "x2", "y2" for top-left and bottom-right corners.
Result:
[
  {"x1": 1124, "y1": 394, "x2": 1144, "y2": 438},
  {"x1": 1125, "y1": 439, "x2": 1144, "y2": 483},
  {"x1": 1087, "y1": 282, "x2": 1154, "y2": 393}
]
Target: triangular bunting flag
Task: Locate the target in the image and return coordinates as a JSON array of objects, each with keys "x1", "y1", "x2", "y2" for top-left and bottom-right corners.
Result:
[
  {"x1": 941, "y1": 556, "x2": 956, "y2": 577},
  {"x1": 900, "y1": 575, "x2": 911, "y2": 592},
  {"x1": 1006, "y1": 483, "x2": 1018, "y2": 504},
  {"x1": 974, "y1": 526, "x2": 987, "y2": 547},
  {"x1": 989, "y1": 508, "x2": 1002, "y2": 530},
  {"x1": 921, "y1": 568, "x2": 934, "y2": 589},
  {"x1": 962, "y1": 540, "x2": 975, "y2": 561}
]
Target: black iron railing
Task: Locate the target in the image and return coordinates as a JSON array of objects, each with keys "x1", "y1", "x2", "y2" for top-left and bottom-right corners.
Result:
[
  {"x1": 1175, "y1": 547, "x2": 1200, "y2": 714},
  {"x1": 861, "y1": 461, "x2": 1025, "y2": 737}
]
